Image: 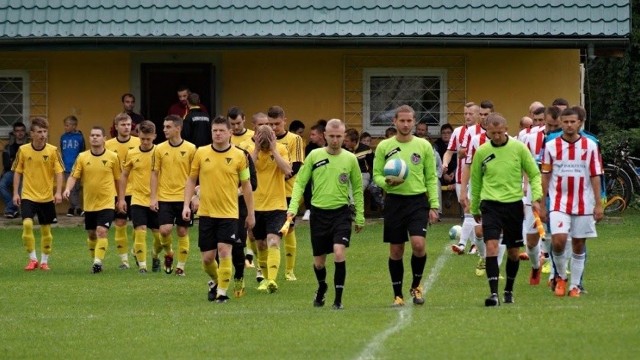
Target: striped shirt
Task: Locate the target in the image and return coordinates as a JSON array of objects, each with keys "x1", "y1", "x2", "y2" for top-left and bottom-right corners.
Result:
[
  {"x1": 541, "y1": 136, "x2": 602, "y2": 215},
  {"x1": 446, "y1": 125, "x2": 467, "y2": 184},
  {"x1": 464, "y1": 132, "x2": 488, "y2": 165}
]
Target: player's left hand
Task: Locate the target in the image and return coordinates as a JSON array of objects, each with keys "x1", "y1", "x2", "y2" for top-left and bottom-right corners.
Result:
[
  {"x1": 385, "y1": 177, "x2": 404, "y2": 186},
  {"x1": 245, "y1": 213, "x2": 256, "y2": 230},
  {"x1": 182, "y1": 207, "x2": 191, "y2": 221},
  {"x1": 54, "y1": 193, "x2": 62, "y2": 204},
  {"x1": 190, "y1": 196, "x2": 200, "y2": 212},
  {"x1": 428, "y1": 209, "x2": 439, "y2": 224},
  {"x1": 593, "y1": 203, "x2": 604, "y2": 222}
]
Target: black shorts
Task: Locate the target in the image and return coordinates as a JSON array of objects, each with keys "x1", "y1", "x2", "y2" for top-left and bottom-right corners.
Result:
[
  {"x1": 236, "y1": 197, "x2": 248, "y2": 246},
  {"x1": 158, "y1": 201, "x2": 193, "y2": 227},
  {"x1": 198, "y1": 216, "x2": 238, "y2": 252},
  {"x1": 84, "y1": 209, "x2": 115, "y2": 231},
  {"x1": 286, "y1": 197, "x2": 296, "y2": 229},
  {"x1": 131, "y1": 205, "x2": 160, "y2": 229},
  {"x1": 21, "y1": 199, "x2": 57, "y2": 225},
  {"x1": 480, "y1": 200, "x2": 524, "y2": 248},
  {"x1": 310, "y1": 205, "x2": 352, "y2": 257},
  {"x1": 383, "y1": 193, "x2": 429, "y2": 244},
  {"x1": 253, "y1": 210, "x2": 286, "y2": 240},
  {"x1": 115, "y1": 196, "x2": 132, "y2": 220}
]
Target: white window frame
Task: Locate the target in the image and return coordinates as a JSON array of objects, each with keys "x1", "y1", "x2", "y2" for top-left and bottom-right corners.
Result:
[
  {"x1": 0, "y1": 70, "x2": 30, "y2": 138},
  {"x1": 362, "y1": 68, "x2": 447, "y2": 136}
]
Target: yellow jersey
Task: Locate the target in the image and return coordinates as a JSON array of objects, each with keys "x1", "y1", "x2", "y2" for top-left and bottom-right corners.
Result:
[
  {"x1": 231, "y1": 128, "x2": 255, "y2": 147},
  {"x1": 123, "y1": 145, "x2": 155, "y2": 207},
  {"x1": 106, "y1": 136, "x2": 141, "y2": 195},
  {"x1": 275, "y1": 131, "x2": 304, "y2": 196},
  {"x1": 71, "y1": 149, "x2": 121, "y2": 211},
  {"x1": 190, "y1": 144, "x2": 250, "y2": 218},
  {"x1": 152, "y1": 139, "x2": 196, "y2": 202},
  {"x1": 241, "y1": 140, "x2": 288, "y2": 211},
  {"x1": 12, "y1": 143, "x2": 64, "y2": 202}
]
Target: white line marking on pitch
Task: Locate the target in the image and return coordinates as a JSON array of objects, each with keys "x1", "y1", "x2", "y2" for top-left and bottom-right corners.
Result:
[{"x1": 355, "y1": 245, "x2": 450, "y2": 360}]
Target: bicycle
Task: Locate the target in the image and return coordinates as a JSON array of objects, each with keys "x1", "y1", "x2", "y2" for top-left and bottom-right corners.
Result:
[{"x1": 603, "y1": 140, "x2": 640, "y2": 213}]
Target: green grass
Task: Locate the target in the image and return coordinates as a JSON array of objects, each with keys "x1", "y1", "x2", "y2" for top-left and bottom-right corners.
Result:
[{"x1": 1, "y1": 213, "x2": 639, "y2": 359}]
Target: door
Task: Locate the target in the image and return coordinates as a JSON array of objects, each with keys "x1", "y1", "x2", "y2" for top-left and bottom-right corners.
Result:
[{"x1": 140, "y1": 63, "x2": 215, "y2": 143}]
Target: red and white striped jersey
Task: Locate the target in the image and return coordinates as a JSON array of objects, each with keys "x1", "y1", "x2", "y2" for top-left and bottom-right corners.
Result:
[
  {"x1": 541, "y1": 136, "x2": 603, "y2": 215},
  {"x1": 464, "y1": 132, "x2": 488, "y2": 165},
  {"x1": 446, "y1": 125, "x2": 467, "y2": 184},
  {"x1": 517, "y1": 125, "x2": 544, "y2": 142},
  {"x1": 523, "y1": 130, "x2": 546, "y2": 163},
  {"x1": 460, "y1": 123, "x2": 486, "y2": 149}
]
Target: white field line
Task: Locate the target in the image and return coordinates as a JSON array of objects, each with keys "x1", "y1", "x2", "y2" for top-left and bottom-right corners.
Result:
[{"x1": 355, "y1": 245, "x2": 450, "y2": 360}]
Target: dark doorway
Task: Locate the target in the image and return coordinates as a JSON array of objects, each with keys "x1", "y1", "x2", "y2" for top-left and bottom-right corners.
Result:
[{"x1": 140, "y1": 63, "x2": 215, "y2": 143}]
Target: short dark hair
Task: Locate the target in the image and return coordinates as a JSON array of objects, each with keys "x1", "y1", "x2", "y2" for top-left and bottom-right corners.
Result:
[
  {"x1": 345, "y1": 128, "x2": 359, "y2": 142},
  {"x1": 227, "y1": 106, "x2": 244, "y2": 120},
  {"x1": 289, "y1": 120, "x2": 305, "y2": 133},
  {"x1": 63, "y1": 115, "x2": 78, "y2": 126},
  {"x1": 177, "y1": 85, "x2": 190, "y2": 93},
  {"x1": 187, "y1": 93, "x2": 200, "y2": 106},
  {"x1": 13, "y1": 121, "x2": 26, "y2": 130},
  {"x1": 440, "y1": 123, "x2": 453, "y2": 133},
  {"x1": 91, "y1": 126, "x2": 106, "y2": 136},
  {"x1": 359, "y1": 131, "x2": 371, "y2": 141},
  {"x1": 121, "y1": 93, "x2": 135, "y2": 102},
  {"x1": 561, "y1": 107, "x2": 585, "y2": 122},
  {"x1": 267, "y1": 106, "x2": 285, "y2": 119},
  {"x1": 137, "y1": 120, "x2": 155, "y2": 135},
  {"x1": 552, "y1": 98, "x2": 569, "y2": 107},
  {"x1": 545, "y1": 106, "x2": 561, "y2": 120},
  {"x1": 212, "y1": 115, "x2": 230, "y2": 128},
  {"x1": 164, "y1": 114, "x2": 183, "y2": 127},
  {"x1": 30, "y1": 117, "x2": 48, "y2": 131},
  {"x1": 311, "y1": 123, "x2": 325, "y2": 133},
  {"x1": 480, "y1": 100, "x2": 494, "y2": 111}
]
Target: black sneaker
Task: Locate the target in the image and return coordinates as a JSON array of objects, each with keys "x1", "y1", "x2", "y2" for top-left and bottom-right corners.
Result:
[
  {"x1": 75, "y1": 208, "x2": 83, "y2": 216},
  {"x1": 332, "y1": 303, "x2": 344, "y2": 310},
  {"x1": 67, "y1": 208, "x2": 75, "y2": 217},
  {"x1": 484, "y1": 293, "x2": 500, "y2": 307},
  {"x1": 92, "y1": 262, "x2": 103, "y2": 274},
  {"x1": 215, "y1": 295, "x2": 230, "y2": 303},
  {"x1": 313, "y1": 282, "x2": 328, "y2": 307},
  {"x1": 151, "y1": 258, "x2": 161, "y2": 273},
  {"x1": 139, "y1": 268, "x2": 147, "y2": 274},
  {"x1": 207, "y1": 281, "x2": 218, "y2": 302},
  {"x1": 503, "y1": 291, "x2": 514, "y2": 304},
  {"x1": 164, "y1": 253, "x2": 174, "y2": 274}
]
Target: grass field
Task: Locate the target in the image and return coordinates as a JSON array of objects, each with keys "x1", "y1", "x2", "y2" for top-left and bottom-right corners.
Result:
[{"x1": 1, "y1": 212, "x2": 639, "y2": 359}]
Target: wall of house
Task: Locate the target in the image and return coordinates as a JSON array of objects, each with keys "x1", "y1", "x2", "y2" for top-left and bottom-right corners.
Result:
[{"x1": 0, "y1": 48, "x2": 580, "y2": 145}]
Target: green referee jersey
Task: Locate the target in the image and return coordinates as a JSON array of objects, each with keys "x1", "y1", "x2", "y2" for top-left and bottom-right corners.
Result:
[
  {"x1": 373, "y1": 136, "x2": 440, "y2": 209},
  {"x1": 288, "y1": 148, "x2": 365, "y2": 226},
  {"x1": 469, "y1": 137, "x2": 542, "y2": 215}
]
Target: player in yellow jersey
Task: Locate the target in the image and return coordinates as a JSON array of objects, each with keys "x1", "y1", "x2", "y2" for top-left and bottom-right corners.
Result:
[
  {"x1": 118, "y1": 120, "x2": 160, "y2": 274},
  {"x1": 268, "y1": 106, "x2": 304, "y2": 281},
  {"x1": 105, "y1": 113, "x2": 141, "y2": 269},
  {"x1": 64, "y1": 126, "x2": 122, "y2": 273},
  {"x1": 241, "y1": 124, "x2": 291, "y2": 293},
  {"x1": 12, "y1": 117, "x2": 64, "y2": 271},
  {"x1": 150, "y1": 115, "x2": 196, "y2": 276},
  {"x1": 229, "y1": 107, "x2": 254, "y2": 147},
  {"x1": 183, "y1": 116, "x2": 255, "y2": 302}
]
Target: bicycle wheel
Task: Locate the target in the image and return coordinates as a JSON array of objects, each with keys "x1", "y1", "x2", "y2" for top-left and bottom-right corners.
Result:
[
  {"x1": 603, "y1": 165, "x2": 633, "y2": 207},
  {"x1": 604, "y1": 195, "x2": 626, "y2": 214}
]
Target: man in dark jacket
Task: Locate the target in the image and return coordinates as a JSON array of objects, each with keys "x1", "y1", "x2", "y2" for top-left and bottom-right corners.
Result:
[
  {"x1": 181, "y1": 93, "x2": 212, "y2": 147},
  {"x1": 1, "y1": 122, "x2": 27, "y2": 218}
]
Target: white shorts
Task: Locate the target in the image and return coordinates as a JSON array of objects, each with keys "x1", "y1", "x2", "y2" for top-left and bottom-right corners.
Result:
[
  {"x1": 523, "y1": 204, "x2": 539, "y2": 235},
  {"x1": 549, "y1": 212, "x2": 597, "y2": 238}
]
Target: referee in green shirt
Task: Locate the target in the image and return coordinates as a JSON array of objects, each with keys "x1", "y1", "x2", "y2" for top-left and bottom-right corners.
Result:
[
  {"x1": 288, "y1": 119, "x2": 364, "y2": 310},
  {"x1": 373, "y1": 105, "x2": 440, "y2": 307},
  {"x1": 470, "y1": 113, "x2": 542, "y2": 306}
]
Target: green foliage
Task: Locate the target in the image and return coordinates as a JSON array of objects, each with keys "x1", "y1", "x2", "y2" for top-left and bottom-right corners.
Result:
[
  {"x1": 0, "y1": 218, "x2": 639, "y2": 358},
  {"x1": 586, "y1": 1, "x2": 640, "y2": 134},
  {"x1": 598, "y1": 127, "x2": 640, "y2": 163}
]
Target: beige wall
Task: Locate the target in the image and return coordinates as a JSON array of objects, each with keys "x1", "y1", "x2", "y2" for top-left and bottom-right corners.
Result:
[{"x1": 0, "y1": 48, "x2": 580, "y2": 143}]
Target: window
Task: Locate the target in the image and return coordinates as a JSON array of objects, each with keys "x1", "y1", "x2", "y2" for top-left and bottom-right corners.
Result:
[
  {"x1": 363, "y1": 68, "x2": 447, "y2": 136},
  {"x1": 0, "y1": 70, "x2": 29, "y2": 137}
]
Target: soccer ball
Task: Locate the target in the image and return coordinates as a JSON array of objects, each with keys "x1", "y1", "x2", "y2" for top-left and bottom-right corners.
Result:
[
  {"x1": 383, "y1": 158, "x2": 409, "y2": 181},
  {"x1": 449, "y1": 225, "x2": 462, "y2": 241}
]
